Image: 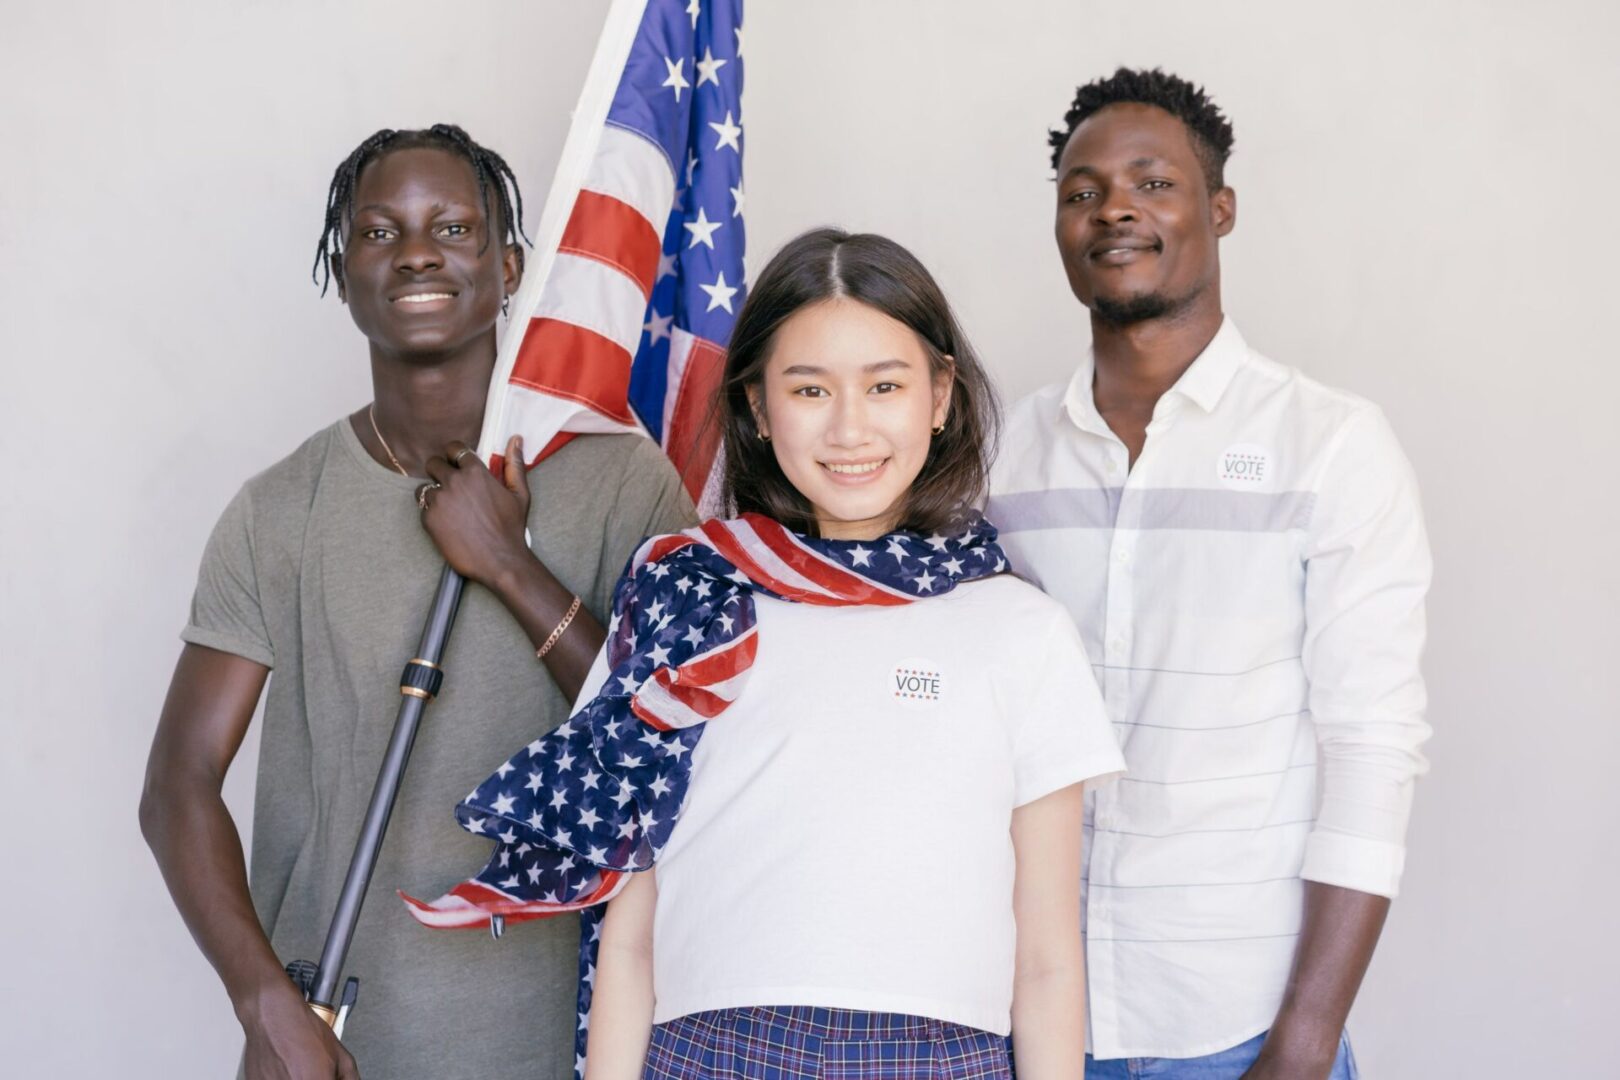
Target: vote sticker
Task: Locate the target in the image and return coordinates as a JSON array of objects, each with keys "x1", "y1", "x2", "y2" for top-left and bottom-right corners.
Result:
[
  {"x1": 891, "y1": 658, "x2": 944, "y2": 708},
  {"x1": 1217, "y1": 443, "x2": 1273, "y2": 490}
]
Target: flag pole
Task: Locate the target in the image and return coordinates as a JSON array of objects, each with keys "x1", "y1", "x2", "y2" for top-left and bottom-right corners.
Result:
[
  {"x1": 285, "y1": 0, "x2": 653, "y2": 1031},
  {"x1": 290, "y1": 565, "x2": 465, "y2": 1022}
]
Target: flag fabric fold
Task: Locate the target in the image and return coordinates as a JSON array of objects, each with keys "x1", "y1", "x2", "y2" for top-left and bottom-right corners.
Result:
[{"x1": 476, "y1": 0, "x2": 746, "y2": 506}]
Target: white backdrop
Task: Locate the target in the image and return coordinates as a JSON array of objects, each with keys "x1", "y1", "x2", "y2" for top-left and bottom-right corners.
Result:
[{"x1": 3, "y1": 2, "x2": 1615, "y2": 1076}]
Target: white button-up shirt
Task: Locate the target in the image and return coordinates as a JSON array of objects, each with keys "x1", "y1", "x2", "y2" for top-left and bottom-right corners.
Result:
[{"x1": 989, "y1": 318, "x2": 1432, "y2": 1059}]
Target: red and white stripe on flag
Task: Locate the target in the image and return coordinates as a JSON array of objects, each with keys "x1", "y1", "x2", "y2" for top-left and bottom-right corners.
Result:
[
  {"x1": 475, "y1": 0, "x2": 735, "y2": 501},
  {"x1": 487, "y1": 124, "x2": 677, "y2": 469}
]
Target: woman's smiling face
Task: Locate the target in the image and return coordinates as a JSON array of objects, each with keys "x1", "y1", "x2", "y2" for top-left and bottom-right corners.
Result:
[{"x1": 750, "y1": 297, "x2": 952, "y2": 541}]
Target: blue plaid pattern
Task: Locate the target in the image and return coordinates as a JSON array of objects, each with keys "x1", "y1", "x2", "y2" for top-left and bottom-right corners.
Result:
[{"x1": 643, "y1": 1007, "x2": 1012, "y2": 1080}]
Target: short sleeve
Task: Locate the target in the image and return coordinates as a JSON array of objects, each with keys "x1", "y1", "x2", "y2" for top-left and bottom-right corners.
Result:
[
  {"x1": 1010, "y1": 605, "x2": 1125, "y2": 806},
  {"x1": 180, "y1": 485, "x2": 275, "y2": 668}
]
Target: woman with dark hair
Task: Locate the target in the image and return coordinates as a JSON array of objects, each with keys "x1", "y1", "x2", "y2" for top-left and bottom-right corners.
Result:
[
  {"x1": 432, "y1": 229, "x2": 1122, "y2": 1079},
  {"x1": 712, "y1": 228, "x2": 1001, "y2": 538},
  {"x1": 587, "y1": 226, "x2": 1127, "y2": 1078}
]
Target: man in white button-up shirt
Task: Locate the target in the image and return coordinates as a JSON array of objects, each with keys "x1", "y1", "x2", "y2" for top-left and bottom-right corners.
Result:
[{"x1": 990, "y1": 69, "x2": 1431, "y2": 1079}]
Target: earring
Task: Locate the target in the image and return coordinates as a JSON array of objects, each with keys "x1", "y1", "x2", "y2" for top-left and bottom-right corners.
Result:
[
  {"x1": 931, "y1": 422, "x2": 946, "y2": 436},
  {"x1": 501, "y1": 295, "x2": 511, "y2": 319},
  {"x1": 757, "y1": 430, "x2": 771, "y2": 442}
]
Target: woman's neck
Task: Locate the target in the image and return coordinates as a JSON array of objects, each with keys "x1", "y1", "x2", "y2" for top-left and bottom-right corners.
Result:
[{"x1": 814, "y1": 510, "x2": 902, "y2": 542}]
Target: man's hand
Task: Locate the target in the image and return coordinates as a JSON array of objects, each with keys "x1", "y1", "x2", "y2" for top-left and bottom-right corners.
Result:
[
  {"x1": 420, "y1": 434, "x2": 532, "y2": 588},
  {"x1": 239, "y1": 979, "x2": 359, "y2": 1080},
  {"x1": 1238, "y1": 1037, "x2": 1338, "y2": 1080},
  {"x1": 1238, "y1": 881, "x2": 1388, "y2": 1080},
  {"x1": 416, "y1": 432, "x2": 605, "y2": 699}
]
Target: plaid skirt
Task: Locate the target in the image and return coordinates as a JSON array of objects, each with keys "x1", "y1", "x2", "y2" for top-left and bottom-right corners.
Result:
[{"x1": 642, "y1": 1006, "x2": 1012, "y2": 1080}]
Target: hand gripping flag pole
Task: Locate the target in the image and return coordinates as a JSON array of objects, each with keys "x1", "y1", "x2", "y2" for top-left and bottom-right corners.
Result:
[{"x1": 284, "y1": 0, "x2": 661, "y2": 1031}]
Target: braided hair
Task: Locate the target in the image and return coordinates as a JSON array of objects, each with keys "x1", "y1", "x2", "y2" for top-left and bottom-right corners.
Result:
[
  {"x1": 312, "y1": 123, "x2": 530, "y2": 296},
  {"x1": 1048, "y1": 68, "x2": 1235, "y2": 191}
]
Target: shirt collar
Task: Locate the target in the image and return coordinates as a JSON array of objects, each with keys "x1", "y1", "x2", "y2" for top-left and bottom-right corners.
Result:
[
  {"x1": 1165, "y1": 317, "x2": 1248, "y2": 413},
  {"x1": 1059, "y1": 347, "x2": 1109, "y2": 436},
  {"x1": 1059, "y1": 316, "x2": 1249, "y2": 432}
]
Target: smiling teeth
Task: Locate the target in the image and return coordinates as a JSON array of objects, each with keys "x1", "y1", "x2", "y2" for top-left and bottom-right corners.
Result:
[
  {"x1": 396, "y1": 293, "x2": 454, "y2": 303},
  {"x1": 825, "y1": 461, "x2": 883, "y2": 475}
]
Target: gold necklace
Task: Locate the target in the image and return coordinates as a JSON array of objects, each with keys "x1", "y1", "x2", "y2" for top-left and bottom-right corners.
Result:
[{"x1": 367, "y1": 404, "x2": 409, "y2": 476}]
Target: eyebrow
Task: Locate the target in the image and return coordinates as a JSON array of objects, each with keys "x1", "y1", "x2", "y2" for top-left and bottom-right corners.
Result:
[
  {"x1": 780, "y1": 358, "x2": 913, "y2": 377},
  {"x1": 1061, "y1": 156, "x2": 1168, "y2": 181},
  {"x1": 352, "y1": 200, "x2": 479, "y2": 216}
]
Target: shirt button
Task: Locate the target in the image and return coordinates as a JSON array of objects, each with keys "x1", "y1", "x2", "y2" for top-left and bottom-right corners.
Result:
[{"x1": 1114, "y1": 548, "x2": 1131, "y2": 565}]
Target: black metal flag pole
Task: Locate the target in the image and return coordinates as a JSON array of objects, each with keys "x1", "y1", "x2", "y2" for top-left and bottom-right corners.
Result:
[
  {"x1": 277, "y1": 0, "x2": 651, "y2": 1039},
  {"x1": 285, "y1": 564, "x2": 466, "y2": 1031}
]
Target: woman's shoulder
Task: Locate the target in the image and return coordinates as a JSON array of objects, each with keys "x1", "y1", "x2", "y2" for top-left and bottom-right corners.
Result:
[{"x1": 945, "y1": 573, "x2": 1074, "y2": 634}]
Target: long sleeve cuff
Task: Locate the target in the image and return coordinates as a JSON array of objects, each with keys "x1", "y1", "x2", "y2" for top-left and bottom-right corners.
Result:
[{"x1": 1301, "y1": 829, "x2": 1407, "y2": 898}]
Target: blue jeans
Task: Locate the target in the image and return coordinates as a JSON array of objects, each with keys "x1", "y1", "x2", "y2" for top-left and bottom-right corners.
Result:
[{"x1": 1085, "y1": 1031, "x2": 1358, "y2": 1079}]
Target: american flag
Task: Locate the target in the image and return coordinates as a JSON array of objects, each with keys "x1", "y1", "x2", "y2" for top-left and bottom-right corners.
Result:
[
  {"x1": 402, "y1": 513, "x2": 1007, "y2": 1072},
  {"x1": 476, "y1": 0, "x2": 745, "y2": 502}
]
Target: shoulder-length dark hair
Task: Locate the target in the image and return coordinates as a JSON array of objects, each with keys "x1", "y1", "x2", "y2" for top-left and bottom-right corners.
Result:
[{"x1": 716, "y1": 227, "x2": 1000, "y2": 536}]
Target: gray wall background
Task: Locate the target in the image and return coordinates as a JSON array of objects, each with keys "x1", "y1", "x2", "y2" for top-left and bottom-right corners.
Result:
[{"x1": 4, "y1": 1, "x2": 1614, "y2": 1075}]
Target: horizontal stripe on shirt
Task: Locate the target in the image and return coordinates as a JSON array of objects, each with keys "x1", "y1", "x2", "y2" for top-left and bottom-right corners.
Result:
[{"x1": 989, "y1": 487, "x2": 1317, "y2": 533}]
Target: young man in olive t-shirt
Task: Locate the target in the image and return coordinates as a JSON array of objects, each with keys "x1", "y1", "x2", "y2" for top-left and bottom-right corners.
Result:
[{"x1": 140, "y1": 125, "x2": 696, "y2": 1080}]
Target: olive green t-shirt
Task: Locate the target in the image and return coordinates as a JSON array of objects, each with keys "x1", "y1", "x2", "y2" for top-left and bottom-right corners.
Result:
[{"x1": 183, "y1": 419, "x2": 696, "y2": 1078}]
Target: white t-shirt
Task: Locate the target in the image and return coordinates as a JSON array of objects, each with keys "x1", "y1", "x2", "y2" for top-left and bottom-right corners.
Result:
[{"x1": 586, "y1": 572, "x2": 1124, "y2": 1036}]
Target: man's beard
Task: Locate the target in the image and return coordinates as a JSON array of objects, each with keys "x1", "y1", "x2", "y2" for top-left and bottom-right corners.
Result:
[{"x1": 1091, "y1": 289, "x2": 1187, "y2": 326}]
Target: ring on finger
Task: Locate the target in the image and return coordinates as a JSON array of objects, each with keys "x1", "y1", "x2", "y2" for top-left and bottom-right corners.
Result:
[
  {"x1": 415, "y1": 481, "x2": 442, "y2": 510},
  {"x1": 452, "y1": 447, "x2": 476, "y2": 465}
]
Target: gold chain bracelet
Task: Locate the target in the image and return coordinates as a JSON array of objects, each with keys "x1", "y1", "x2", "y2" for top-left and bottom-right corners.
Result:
[{"x1": 536, "y1": 595, "x2": 582, "y2": 660}]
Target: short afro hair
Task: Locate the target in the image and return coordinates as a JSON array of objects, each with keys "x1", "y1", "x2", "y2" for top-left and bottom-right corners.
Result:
[{"x1": 1048, "y1": 67, "x2": 1235, "y2": 191}]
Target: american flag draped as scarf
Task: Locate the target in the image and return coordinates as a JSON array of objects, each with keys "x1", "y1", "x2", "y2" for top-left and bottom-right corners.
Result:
[{"x1": 402, "y1": 511, "x2": 1007, "y2": 1071}]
